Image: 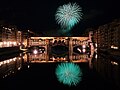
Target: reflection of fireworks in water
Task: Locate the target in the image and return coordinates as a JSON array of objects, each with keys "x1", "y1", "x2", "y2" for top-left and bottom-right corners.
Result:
[{"x1": 55, "y1": 62, "x2": 82, "y2": 86}]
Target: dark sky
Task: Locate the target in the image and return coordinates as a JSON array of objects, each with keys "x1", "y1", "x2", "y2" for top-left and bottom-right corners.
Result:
[{"x1": 0, "y1": 0, "x2": 120, "y2": 36}]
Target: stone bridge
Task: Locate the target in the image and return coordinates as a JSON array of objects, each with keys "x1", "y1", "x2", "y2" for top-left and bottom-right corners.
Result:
[{"x1": 26, "y1": 36, "x2": 94, "y2": 65}]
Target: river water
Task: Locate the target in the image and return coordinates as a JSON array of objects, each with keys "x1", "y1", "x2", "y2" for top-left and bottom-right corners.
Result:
[{"x1": 0, "y1": 51, "x2": 119, "y2": 90}]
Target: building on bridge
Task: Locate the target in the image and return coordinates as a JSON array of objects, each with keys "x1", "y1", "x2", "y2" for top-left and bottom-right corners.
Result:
[{"x1": 25, "y1": 32, "x2": 94, "y2": 63}]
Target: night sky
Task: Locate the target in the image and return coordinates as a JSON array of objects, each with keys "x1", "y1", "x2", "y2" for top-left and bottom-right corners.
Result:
[{"x1": 0, "y1": 0, "x2": 120, "y2": 36}]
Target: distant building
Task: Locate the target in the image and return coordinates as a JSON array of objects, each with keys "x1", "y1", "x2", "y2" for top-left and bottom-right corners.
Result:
[
  {"x1": 0, "y1": 21, "x2": 22, "y2": 47},
  {"x1": 92, "y1": 18, "x2": 120, "y2": 50}
]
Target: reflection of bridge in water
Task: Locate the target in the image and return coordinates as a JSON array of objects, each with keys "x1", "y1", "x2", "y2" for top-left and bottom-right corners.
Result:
[{"x1": 25, "y1": 36, "x2": 94, "y2": 66}]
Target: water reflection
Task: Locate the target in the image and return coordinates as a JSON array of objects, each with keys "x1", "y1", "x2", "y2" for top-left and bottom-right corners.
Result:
[
  {"x1": 92, "y1": 52, "x2": 120, "y2": 89},
  {"x1": 0, "y1": 46, "x2": 93, "y2": 79},
  {"x1": 0, "y1": 48, "x2": 119, "y2": 89},
  {"x1": 0, "y1": 46, "x2": 94, "y2": 81},
  {"x1": 0, "y1": 53, "x2": 23, "y2": 79},
  {"x1": 55, "y1": 62, "x2": 83, "y2": 86},
  {"x1": 25, "y1": 51, "x2": 92, "y2": 63}
]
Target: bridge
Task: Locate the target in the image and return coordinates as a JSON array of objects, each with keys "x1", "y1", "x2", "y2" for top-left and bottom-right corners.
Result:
[
  {"x1": 28, "y1": 37, "x2": 90, "y2": 47},
  {"x1": 23, "y1": 33, "x2": 94, "y2": 66}
]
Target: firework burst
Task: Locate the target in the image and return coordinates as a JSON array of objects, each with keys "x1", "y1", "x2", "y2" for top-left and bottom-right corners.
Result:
[
  {"x1": 55, "y1": 62, "x2": 82, "y2": 86},
  {"x1": 55, "y1": 2, "x2": 83, "y2": 30}
]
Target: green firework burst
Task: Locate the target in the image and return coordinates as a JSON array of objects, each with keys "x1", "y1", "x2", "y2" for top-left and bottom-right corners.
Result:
[
  {"x1": 55, "y1": 2, "x2": 83, "y2": 30},
  {"x1": 55, "y1": 62, "x2": 82, "y2": 86}
]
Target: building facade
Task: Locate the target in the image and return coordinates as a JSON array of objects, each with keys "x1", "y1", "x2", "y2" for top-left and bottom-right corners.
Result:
[
  {"x1": 92, "y1": 19, "x2": 120, "y2": 50},
  {"x1": 0, "y1": 22, "x2": 22, "y2": 48}
]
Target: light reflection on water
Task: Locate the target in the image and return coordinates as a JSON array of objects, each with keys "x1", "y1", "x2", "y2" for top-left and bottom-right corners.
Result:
[
  {"x1": 0, "y1": 50, "x2": 92, "y2": 79},
  {"x1": 92, "y1": 52, "x2": 120, "y2": 89},
  {"x1": 0, "y1": 53, "x2": 23, "y2": 79},
  {"x1": 0, "y1": 50, "x2": 119, "y2": 89},
  {"x1": 25, "y1": 52, "x2": 91, "y2": 63}
]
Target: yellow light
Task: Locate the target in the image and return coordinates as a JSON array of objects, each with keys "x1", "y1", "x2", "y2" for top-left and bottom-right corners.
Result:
[
  {"x1": 95, "y1": 54, "x2": 97, "y2": 59},
  {"x1": 4, "y1": 61, "x2": 7, "y2": 64},
  {"x1": 111, "y1": 61, "x2": 118, "y2": 65},
  {"x1": 13, "y1": 42, "x2": 17, "y2": 46},
  {"x1": 28, "y1": 65, "x2": 30, "y2": 68},
  {"x1": 7, "y1": 60, "x2": 10, "y2": 63},
  {"x1": 82, "y1": 49, "x2": 86, "y2": 53},
  {"x1": 53, "y1": 57, "x2": 55, "y2": 60},
  {"x1": 18, "y1": 67, "x2": 21, "y2": 70},
  {"x1": 82, "y1": 45, "x2": 86, "y2": 48},
  {"x1": 33, "y1": 50, "x2": 38, "y2": 54},
  {"x1": 3, "y1": 42, "x2": 7, "y2": 44}
]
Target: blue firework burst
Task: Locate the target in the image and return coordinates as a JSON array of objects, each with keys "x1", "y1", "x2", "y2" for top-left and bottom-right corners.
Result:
[
  {"x1": 55, "y1": 62, "x2": 82, "y2": 86},
  {"x1": 55, "y1": 2, "x2": 83, "y2": 30}
]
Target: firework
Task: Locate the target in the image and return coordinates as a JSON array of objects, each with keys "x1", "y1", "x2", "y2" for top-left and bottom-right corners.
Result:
[
  {"x1": 55, "y1": 2, "x2": 83, "y2": 30},
  {"x1": 55, "y1": 62, "x2": 82, "y2": 86}
]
